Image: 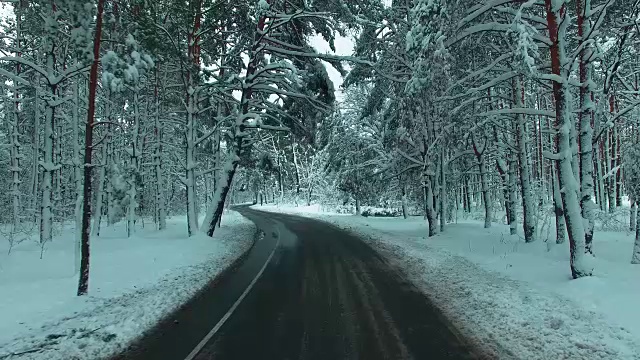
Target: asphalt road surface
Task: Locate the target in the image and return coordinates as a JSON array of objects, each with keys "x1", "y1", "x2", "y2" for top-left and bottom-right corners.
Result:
[{"x1": 115, "y1": 207, "x2": 478, "y2": 360}]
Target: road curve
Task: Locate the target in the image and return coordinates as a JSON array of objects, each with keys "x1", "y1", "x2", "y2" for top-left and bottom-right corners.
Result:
[{"x1": 115, "y1": 207, "x2": 479, "y2": 360}]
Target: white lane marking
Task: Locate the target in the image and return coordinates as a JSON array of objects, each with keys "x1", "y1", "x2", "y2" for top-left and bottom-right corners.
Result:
[{"x1": 184, "y1": 224, "x2": 281, "y2": 360}]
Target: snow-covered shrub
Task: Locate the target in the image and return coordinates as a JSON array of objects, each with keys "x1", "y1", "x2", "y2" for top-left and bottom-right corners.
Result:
[{"x1": 361, "y1": 207, "x2": 402, "y2": 217}]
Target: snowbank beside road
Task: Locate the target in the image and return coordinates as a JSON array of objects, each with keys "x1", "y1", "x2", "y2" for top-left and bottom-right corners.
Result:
[
  {"x1": 0, "y1": 211, "x2": 255, "y2": 360},
  {"x1": 256, "y1": 204, "x2": 640, "y2": 359}
]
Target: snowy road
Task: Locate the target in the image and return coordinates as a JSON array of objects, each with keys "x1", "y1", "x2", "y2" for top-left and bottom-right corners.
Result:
[{"x1": 116, "y1": 207, "x2": 478, "y2": 360}]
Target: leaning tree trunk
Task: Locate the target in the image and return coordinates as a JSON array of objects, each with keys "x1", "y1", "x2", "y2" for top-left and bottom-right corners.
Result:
[
  {"x1": 604, "y1": 128, "x2": 614, "y2": 212},
  {"x1": 546, "y1": 0, "x2": 591, "y2": 278},
  {"x1": 203, "y1": 154, "x2": 240, "y2": 237},
  {"x1": 202, "y1": 1, "x2": 274, "y2": 235},
  {"x1": 78, "y1": 0, "x2": 105, "y2": 296}
]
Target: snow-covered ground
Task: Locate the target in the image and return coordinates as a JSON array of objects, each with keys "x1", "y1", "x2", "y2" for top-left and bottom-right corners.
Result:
[
  {"x1": 256, "y1": 204, "x2": 640, "y2": 359},
  {"x1": 0, "y1": 211, "x2": 255, "y2": 360}
]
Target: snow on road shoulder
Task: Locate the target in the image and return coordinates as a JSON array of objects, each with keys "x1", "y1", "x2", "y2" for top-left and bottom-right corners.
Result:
[
  {"x1": 255, "y1": 205, "x2": 640, "y2": 359},
  {"x1": 0, "y1": 211, "x2": 255, "y2": 360}
]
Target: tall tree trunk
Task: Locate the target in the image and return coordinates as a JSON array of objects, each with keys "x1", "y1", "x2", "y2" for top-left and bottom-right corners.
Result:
[
  {"x1": 549, "y1": 118, "x2": 566, "y2": 244},
  {"x1": 31, "y1": 87, "x2": 40, "y2": 217},
  {"x1": 127, "y1": 92, "x2": 140, "y2": 238},
  {"x1": 185, "y1": 86, "x2": 198, "y2": 236},
  {"x1": 632, "y1": 213, "x2": 640, "y2": 264},
  {"x1": 463, "y1": 177, "x2": 471, "y2": 213},
  {"x1": 507, "y1": 153, "x2": 518, "y2": 235},
  {"x1": 425, "y1": 177, "x2": 437, "y2": 236},
  {"x1": 10, "y1": 86, "x2": 21, "y2": 235},
  {"x1": 106, "y1": 138, "x2": 116, "y2": 225},
  {"x1": 604, "y1": 128, "x2": 614, "y2": 211},
  {"x1": 594, "y1": 119, "x2": 606, "y2": 211},
  {"x1": 494, "y1": 123, "x2": 511, "y2": 227},
  {"x1": 78, "y1": 0, "x2": 105, "y2": 296},
  {"x1": 608, "y1": 96, "x2": 617, "y2": 208},
  {"x1": 615, "y1": 127, "x2": 622, "y2": 207},
  {"x1": 292, "y1": 141, "x2": 301, "y2": 199},
  {"x1": 473, "y1": 139, "x2": 491, "y2": 228},
  {"x1": 40, "y1": 2, "x2": 59, "y2": 245},
  {"x1": 514, "y1": 77, "x2": 535, "y2": 242},
  {"x1": 546, "y1": 0, "x2": 591, "y2": 278},
  {"x1": 440, "y1": 147, "x2": 446, "y2": 232},
  {"x1": 154, "y1": 67, "x2": 166, "y2": 230},
  {"x1": 93, "y1": 140, "x2": 107, "y2": 236},
  {"x1": 630, "y1": 198, "x2": 637, "y2": 232},
  {"x1": 10, "y1": 5, "x2": 22, "y2": 235},
  {"x1": 41, "y1": 87, "x2": 55, "y2": 245},
  {"x1": 72, "y1": 83, "x2": 83, "y2": 272},
  {"x1": 577, "y1": 0, "x2": 596, "y2": 254},
  {"x1": 401, "y1": 182, "x2": 409, "y2": 219}
]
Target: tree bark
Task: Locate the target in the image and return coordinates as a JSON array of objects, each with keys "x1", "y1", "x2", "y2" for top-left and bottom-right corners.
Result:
[
  {"x1": 440, "y1": 148, "x2": 446, "y2": 232},
  {"x1": 127, "y1": 92, "x2": 141, "y2": 238},
  {"x1": 546, "y1": 0, "x2": 591, "y2": 278},
  {"x1": 464, "y1": 177, "x2": 471, "y2": 213},
  {"x1": 78, "y1": 0, "x2": 105, "y2": 296},
  {"x1": 72, "y1": 83, "x2": 83, "y2": 272},
  {"x1": 154, "y1": 64, "x2": 167, "y2": 231},
  {"x1": 548, "y1": 118, "x2": 566, "y2": 244},
  {"x1": 630, "y1": 198, "x2": 637, "y2": 232},
  {"x1": 514, "y1": 77, "x2": 535, "y2": 242},
  {"x1": 185, "y1": 86, "x2": 198, "y2": 236},
  {"x1": 576, "y1": 0, "x2": 596, "y2": 254},
  {"x1": 507, "y1": 153, "x2": 518, "y2": 235},
  {"x1": 473, "y1": 139, "x2": 491, "y2": 228},
  {"x1": 632, "y1": 212, "x2": 640, "y2": 264},
  {"x1": 40, "y1": 9, "x2": 58, "y2": 245},
  {"x1": 10, "y1": 5, "x2": 22, "y2": 235},
  {"x1": 401, "y1": 182, "x2": 409, "y2": 219},
  {"x1": 425, "y1": 177, "x2": 437, "y2": 236}
]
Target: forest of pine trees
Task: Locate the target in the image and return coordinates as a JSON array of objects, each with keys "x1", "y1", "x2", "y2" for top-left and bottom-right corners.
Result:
[{"x1": 1, "y1": 0, "x2": 640, "y2": 296}]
